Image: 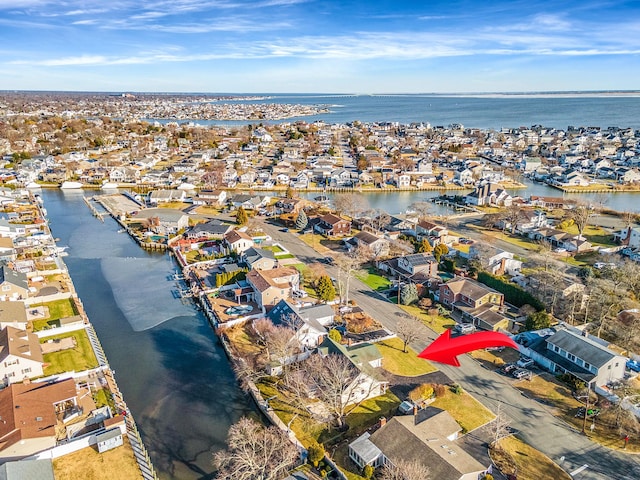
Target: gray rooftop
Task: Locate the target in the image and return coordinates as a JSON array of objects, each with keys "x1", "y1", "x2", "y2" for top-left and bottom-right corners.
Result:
[
  {"x1": 546, "y1": 329, "x2": 618, "y2": 368},
  {"x1": 0, "y1": 459, "x2": 55, "y2": 480}
]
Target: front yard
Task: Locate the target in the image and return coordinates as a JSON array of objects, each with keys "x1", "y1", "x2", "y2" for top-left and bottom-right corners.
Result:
[
  {"x1": 376, "y1": 337, "x2": 437, "y2": 376},
  {"x1": 355, "y1": 267, "x2": 391, "y2": 292},
  {"x1": 430, "y1": 388, "x2": 495, "y2": 433},
  {"x1": 399, "y1": 304, "x2": 456, "y2": 334},
  {"x1": 490, "y1": 436, "x2": 571, "y2": 480}
]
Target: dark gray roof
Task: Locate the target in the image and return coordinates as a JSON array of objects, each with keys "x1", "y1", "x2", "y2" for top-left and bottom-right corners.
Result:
[
  {"x1": 0, "y1": 266, "x2": 28, "y2": 290},
  {"x1": 546, "y1": 329, "x2": 617, "y2": 368},
  {"x1": 190, "y1": 219, "x2": 231, "y2": 235},
  {"x1": 267, "y1": 299, "x2": 326, "y2": 333},
  {"x1": 404, "y1": 253, "x2": 436, "y2": 266},
  {"x1": 299, "y1": 303, "x2": 334, "y2": 320}
]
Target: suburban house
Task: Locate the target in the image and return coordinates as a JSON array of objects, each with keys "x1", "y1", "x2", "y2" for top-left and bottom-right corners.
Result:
[
  {"x1": 515, "y1": 327, "x2": 626, "y2": 388},
  {"x1": 0, "y1": 237, "x2": 16, "y2": 262},
  {"x1": 192, "y1": 189, "x2": 227, "y2": 206},
  {"x1": 317, "y1": 338, "x2": 388, "y2": 405},
  {"x1": 315, "y1": 214, "x2": 352, "y2": 237},
  {"x1": 0, "y1": 267, "x2": 29, "y2": 301},
  {"x1": 615, "y1": 226, "x2": 640, "y2": 249},
  {"x1": 415, "y1": 220, "x2": 449, "y2": 245},
  {"x1": 267, "y1": 299, "x2": 335, "y2": 349},
  {"x1": 223, "y1": 230, "x2": 254, "y2": 254},
  {"x1": 246, "y1": 267, "x2": 300, "y2": 309},
  {"x1": 0, "y1": 326, "x2": 44, "y2": 385},
  {"x1": 346, "y1": 232, "x2": 390, "y2": 258},
  {"x1": 465, "y1": 183, "x2": 512, "y2": 207},
  {"x1": 228, "y1": 194, "x2": 270, "y2": 211},
  {"x1": 0, "y1": 301, "x2": 28, "y2": 330},
  {"x1": 378, "y1": 252, "x2": 438, "y2": 285},
  {"x1": 348, "y1": 407, "x2": 486, "y2": 479},
  {"x1": 133, "y1": 209, "x2": 189, "y2": 235},
  {"x1": 0, "y1": 220, "x2": 26, "y2": 239},
  {"x1": 185, "y1": 219, "x2": 232, "y2": 240},
  {"x1": 469, "y1": 245, "x2": 522, "y2": 276},
  {"x1": 274, "y1": 198, "x2": 305, "y2": 214},
  {"x1": 148, "y1": 189, "x2": 187, "y2": 205},
  {"x1": 0, "y1": 379, "x2": 78, "y2": 461},
  {"x1": 241, "y1": 247, "x2": 278, "y2": 270},
  {"x1": 528, "y1": 227, "x2": 593, "y2": 252},
  {"x1": 438, "y1": 277, "x2": 512, "y2": 331}
]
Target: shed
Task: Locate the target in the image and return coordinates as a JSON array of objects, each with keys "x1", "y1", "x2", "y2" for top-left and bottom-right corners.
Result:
[{"x1": 96, "y1": 427, "x2": 123, "y2": 453}]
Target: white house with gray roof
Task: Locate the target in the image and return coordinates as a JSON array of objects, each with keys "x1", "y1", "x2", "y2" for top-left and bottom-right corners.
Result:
[{"x1": 517, "y1": 327, "x2": 626, "y2": 387}]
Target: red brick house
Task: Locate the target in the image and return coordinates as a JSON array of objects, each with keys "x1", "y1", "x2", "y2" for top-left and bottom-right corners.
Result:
[{"x1": 315, "y1": 214, "x2": 351, "y2": 237}]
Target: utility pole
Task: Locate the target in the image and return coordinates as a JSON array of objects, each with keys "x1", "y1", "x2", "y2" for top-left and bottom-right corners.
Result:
[{"x1": 582, "y1": 381, "x2": 592, "y2": 434}]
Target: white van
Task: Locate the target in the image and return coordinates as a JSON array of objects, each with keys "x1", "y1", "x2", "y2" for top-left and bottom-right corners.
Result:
[{"x1": 454, "y1": 323, "x2": 475, "y2": 334}]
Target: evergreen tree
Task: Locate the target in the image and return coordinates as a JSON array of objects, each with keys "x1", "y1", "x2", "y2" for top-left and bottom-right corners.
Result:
[
  {"x1": 236, "y1": 206, "x2": 248, "y2": 225},
  {"x1": 295, "y1": 209, "x2": 308, "y2": 230},
  {"x1": 525, "y1": 311, "x2": 551, "y2": 331},
  {"x1": 307, "y1": 442, "x2": 325, "y2": 467},
  {"x1": 400, "y1": 283, "x2": 419, "y2": 305},
  {"x1": 316, "y1": 275, "x2": 336, "y2": 302}
]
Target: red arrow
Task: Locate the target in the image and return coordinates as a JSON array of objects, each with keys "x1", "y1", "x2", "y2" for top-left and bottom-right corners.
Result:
[{"x1": 418, "y1": 329, "x2": 518, "y2": 367}]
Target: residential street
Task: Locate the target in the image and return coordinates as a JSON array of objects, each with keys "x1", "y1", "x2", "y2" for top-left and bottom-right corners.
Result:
[{"x1": 258, "y1": 219, "x2": 640, "y2": 480}]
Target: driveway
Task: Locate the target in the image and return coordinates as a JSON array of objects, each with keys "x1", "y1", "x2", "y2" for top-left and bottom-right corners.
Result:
[{"x1": 255, "y1": 218, "x2": 640, "y2": 480}]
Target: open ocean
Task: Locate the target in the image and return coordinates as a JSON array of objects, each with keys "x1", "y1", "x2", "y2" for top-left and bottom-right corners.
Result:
[{"x1": 193, "y1": 93, "x2": 640, "y2": 130}]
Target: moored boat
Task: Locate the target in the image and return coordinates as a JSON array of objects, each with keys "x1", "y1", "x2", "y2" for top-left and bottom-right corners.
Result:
[{"x1": 60, "y1": 181, "x2": 83, "y2": 189}]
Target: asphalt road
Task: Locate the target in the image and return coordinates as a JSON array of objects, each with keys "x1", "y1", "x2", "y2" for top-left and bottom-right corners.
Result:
[{"x1": 257, "y1": 218, "x2": 640, "y2": 480}]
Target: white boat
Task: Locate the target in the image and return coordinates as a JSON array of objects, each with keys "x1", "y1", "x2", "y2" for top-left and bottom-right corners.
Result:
[
  {"x1": 26, "y1": 182, "x2": 42, "y2": 190},
  {"x1": 60, "y1": 181, "x2": 83, "y2": 189},
  {"x1": 101, "y1": 182, "x2": 119, "y2": 190}
]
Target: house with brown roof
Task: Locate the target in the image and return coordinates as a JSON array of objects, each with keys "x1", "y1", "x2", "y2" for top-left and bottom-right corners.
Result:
[
  {"x1": 0, "y1": 301, "x2": 27, "y2": 330},
  {"x1": 438, "y1": 277, "x2": 512, "y2": 331},
  {"x1": 0, "y1": 379, "x2": 78, "y2": 461},
  {"x1": 415, "y1": 220, "x2": 449, "y2": 245},
  {"x1": 246, "y1": 267, "x2": 300, "y2": 309},
  {"x1": 348, "y1": 407, "x2": 486, "y2": 478},
  {"x1": 0, "y1": 326, "x2": 44, "y2": 386},
  {"x1": 315, "y1": 213, "x2": 351, "y2": 237},
  {"x1": 223, "y1": 230, "x2": 254, "y2": 254}
]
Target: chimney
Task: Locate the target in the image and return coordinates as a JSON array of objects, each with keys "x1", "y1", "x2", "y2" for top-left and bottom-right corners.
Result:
[{"x1": 379, "y1": 417, "x2": 386, "y2": 428}]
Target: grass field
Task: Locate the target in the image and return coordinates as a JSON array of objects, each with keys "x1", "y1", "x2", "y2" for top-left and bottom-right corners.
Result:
[
  {"x1": 561, "y1": 224, "x2": 615, "y2": 246},
  {"x1": 355, "y1": 267, "x2": 391, "y2": 291},
  {"x1": 53, "y1": 438, "x2": 142, "y2": 480},
  {"x1": 431, "y1": 388, "x2": 495, "y2": 433},
  {"x1": 376, "y1": 337, "x2": 437, "y2": 376},
  {"x1": 32, "y1": 298, "x2": 80, "y2": 331},
  {"x1": 42, "y1": 329, "x2": 99, "y2": 375},
  {"x1": 491, "y1": 436, "x2": 571, "y2": 480},
  {"x1": 399, "y1": 304, "x2": 455, "y2": 333}
]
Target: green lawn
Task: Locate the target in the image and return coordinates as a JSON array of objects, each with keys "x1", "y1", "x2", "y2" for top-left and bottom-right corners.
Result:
[
  {"x1": 431, "y1": 388, "x2": 495, "y2": 433},
  {"x1": 263, "y1": 245, "x2": 285, "y2": 253},
  {"x1": 376, "y1": 337, "x2": 437, "y2": 376},
  {"x1": 32, "y1": 298, "x2": 79, "y2": 331},
  {"x1": 275, "y1": 253, "x2": 295, "y2": 259},
  {"x1": 561, "y1": 224, "x2": 615, "y2": 246},
  {"x1": 355, "y1": 267, "x2": 391, "y2": 291},
  {"x1": 42, "y1": 330, "x2": 99, "y2": 375},
  {"x1": 399, "y1": 304, "x2": 455, "y2": 334},
  {"x1": 562, "y1": 251, "x2": 600, "y2": 267}
]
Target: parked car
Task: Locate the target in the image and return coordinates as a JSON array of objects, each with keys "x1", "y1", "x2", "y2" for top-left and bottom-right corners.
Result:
[
  {"x1": 280, "y1": 227, "x2": 289, "y2": 233},
  {"x1": 322, "y1": 256, "x2": 334, "y2": 265},
  {"x1": 626, "y1": 359, "x2": 640, "y2": 372},
  {"x1": 454, "y1": 323, "x2": 475, "y2": 334},
  {"x1": 502, "y1": 363, "x2": 517, "y2": 374},
  {"x1": 516, "y1": 357, "x2": 535, "y2": 368},
  {"x1": 512, "y1": 368, "x2": 532, "y2": 380}
]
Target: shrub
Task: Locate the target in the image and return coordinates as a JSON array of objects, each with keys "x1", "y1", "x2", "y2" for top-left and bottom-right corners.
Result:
[
  {"x1": 328, "y1": 329, "x2": 342, "y2": 343},
  {"x1": 363, "y1": 464, "x2": 374, "y2": 479},
  {"x1": 450, "y1": 383, "x2": 463, "y2": 395},
  {"x1": 409, "y1": 384, "x2": 435, "y2": 403},
  {"x1": 433, "y1": 383, "x2": 446, "y2": 397},
  {"x1": 307, "y1": 441, "x2": 325, "y2": 467}
]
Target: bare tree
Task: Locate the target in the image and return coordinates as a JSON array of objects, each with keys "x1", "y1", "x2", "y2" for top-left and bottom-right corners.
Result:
[
  {"x1": 501, "y1": 204, "x2": 523, "y2": 234},
  {"x1": 231, "y1": 354, "x2": 267, "y2": 391},
  {"x1": 388, "y1": 238, "x2": 414, "y2": 257},
  {"x1": 409, "y1": 201, "x2": 431, "y2": 220},
  {"x1": 213, "y1": 417, "x2": 299, "y2": 480},
  {"x1": 301, "y1": 353, "x2": 368, "y2": 429},
  {"x1": 488, "y1": 403, "x2": 512, "y2": 446},
  {"x1": 378, "y1": 459, "x2": 431, "y2": 480},
  {"x1": 570, "y1": 203, "x2": 594, "y2": 240},
  {"x1": 335, "y1": 246, "x2": 371, "y2": 305},
  {"x1": 621, "y1": 211, "x2": 638, "y2": 229},
  {"x1": 333, "y1": 193, "x2": 369, "y2": 218},
  {"x1": 396, "y1": 316, "x2": 422, "y2": 353}
]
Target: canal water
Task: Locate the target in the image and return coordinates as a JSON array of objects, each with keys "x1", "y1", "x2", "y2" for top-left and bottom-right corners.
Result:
[
  {"x1": 299, "y1": 180, "x2": 640, "y2": 215},
  {"x1": 42, "y1": 189, "x2": 254, "y2": 480}
]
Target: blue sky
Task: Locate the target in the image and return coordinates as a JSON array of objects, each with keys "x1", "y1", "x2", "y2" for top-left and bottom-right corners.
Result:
[{"x1": 1, "y1": 0, "x2": 639, "y2": 93}]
